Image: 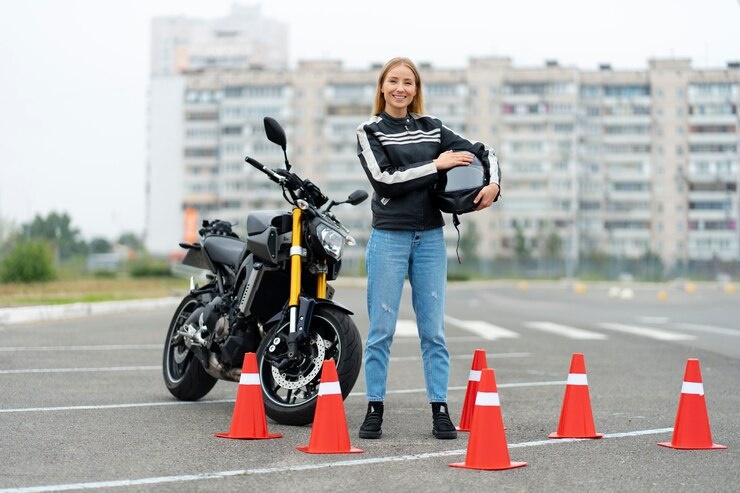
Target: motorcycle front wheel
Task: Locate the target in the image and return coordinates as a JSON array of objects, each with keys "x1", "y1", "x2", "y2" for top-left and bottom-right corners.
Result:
[
  {"x1": 257, "y1": 304, "x2": 362, "y2": 426},
  {"x1": 162, "y1": 295, "x2": 218, "y2": 400}
]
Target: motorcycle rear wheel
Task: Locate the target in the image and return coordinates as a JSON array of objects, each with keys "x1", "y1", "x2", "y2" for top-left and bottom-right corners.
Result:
[
  {"x1": 162, "y1": 295, "x2": 218, "y2": 400},
  {"x1": 257, "y1": 304, "x2": 362, "y2": 426}
]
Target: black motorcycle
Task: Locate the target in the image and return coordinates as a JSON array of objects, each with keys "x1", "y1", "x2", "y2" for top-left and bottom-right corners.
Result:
[{"x1": 163, "y1": 117, "x2": 367, "y2": 425}]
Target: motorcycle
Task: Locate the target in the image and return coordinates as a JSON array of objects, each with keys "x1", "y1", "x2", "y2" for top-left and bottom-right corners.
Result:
[{"x1": 163, "y1": 117, "x2": 368, "y2": 426}]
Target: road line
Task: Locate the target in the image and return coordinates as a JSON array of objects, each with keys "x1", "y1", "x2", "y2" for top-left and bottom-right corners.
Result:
[
  {"x1": 396, "y1": 336, "x2": 487, "y2": 343},
  {"x1": 0, "y1": 366, "x2": 159, "y2": 375},
  {"x1": 0, "y1": 427, "x2": 673, "y2": 493},
  {"x1": 394, "y1": 319, "x2": 419, "y2": 337},
  {"x1": 0, "y1": 380, "x2": 565, "y2": 414},
  {"x1": 0, "y1": 353, "x2": 530, "y2": 375},
  {"x1": 637, "y1": 316, "x2": 670, "y2": 324},
  {"x1": 673, "y1": 323, "x2": 740, "y2": 337},
  {"x1": 598, "y1": 323, "x2": 696, "y2": 341},
  {"x1": 0, "y1": 400, "x2": 236, "y2": 414},
  {"x1": 0, "y1": 344, "x2": 161, "y2": 352},
  {"x1": 525, "y1": 321, "x2": 608, "y2": 340},
  {"x1": 351, "y1": 380, "x2": 565, "y2": 396},
  {"x1": 390, "y1": 352, "x2": 530, "y2": 362},
  {"x1": 445, "y1": 316, "x2": 520, "y2": 340}
]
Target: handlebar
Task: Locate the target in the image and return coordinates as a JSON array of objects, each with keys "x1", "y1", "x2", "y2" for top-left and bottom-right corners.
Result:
[
  {"x1": 245, "y1": 155, "x2": 282, "y2": 184},
  {"x1": 244, "y1": 155, "x2": 327, "y2": 208}
]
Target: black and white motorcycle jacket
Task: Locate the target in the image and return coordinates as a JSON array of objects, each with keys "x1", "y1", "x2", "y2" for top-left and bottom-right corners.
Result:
[{"x1": 356, "y1": 111, "x2": 500, "y2": 231}]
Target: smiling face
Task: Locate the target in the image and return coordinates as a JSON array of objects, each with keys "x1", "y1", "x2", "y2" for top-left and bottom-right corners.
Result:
[{"x1": 381, "y1": 63, "x2": 418, "y2": 118}]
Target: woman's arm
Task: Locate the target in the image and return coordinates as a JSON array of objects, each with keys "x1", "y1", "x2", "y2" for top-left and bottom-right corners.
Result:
[{"x1": 356, "y1": 124, "x2": 439, "y2": 198}]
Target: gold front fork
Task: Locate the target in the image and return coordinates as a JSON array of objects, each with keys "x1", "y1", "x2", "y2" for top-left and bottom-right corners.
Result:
[
  {"x1": 289, "y1": 207, "x2": 328, "y2": 304},
  {"x1": 288, "y1": 208, "x2": 328, "y2": 336},
  {"x1": 316, "y1": 264, "x2": 327, "y2": 299},
  {"x1": 289, "y1": 208, "x2": 303, "y2": 308}
]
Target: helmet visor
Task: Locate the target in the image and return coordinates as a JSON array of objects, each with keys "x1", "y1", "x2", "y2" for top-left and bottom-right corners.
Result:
[{"x1": 443, "y1": 155, "x2": 485, "y2": 191}]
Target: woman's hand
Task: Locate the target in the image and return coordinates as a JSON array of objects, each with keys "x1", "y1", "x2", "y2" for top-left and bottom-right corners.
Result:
[
  {"x1": 473, "y1": 183, "x2": 500, "y2": 210},
  {"x1": 433, "y1": 150, "x2": 473, "y2": 171}
]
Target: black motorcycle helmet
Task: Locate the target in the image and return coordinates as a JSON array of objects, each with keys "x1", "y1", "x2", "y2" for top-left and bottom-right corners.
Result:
[{"x1": 433, "y1": 153, "x2": 487, "y2": 215}]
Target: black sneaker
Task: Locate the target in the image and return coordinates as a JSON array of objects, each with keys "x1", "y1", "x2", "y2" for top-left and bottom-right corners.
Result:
[
  {"x1": 359, "y1": 401, "x2": 384, "y2": 439},
  {"x1": 431, "y1": 402, "x2": 457, "y2": 439}
]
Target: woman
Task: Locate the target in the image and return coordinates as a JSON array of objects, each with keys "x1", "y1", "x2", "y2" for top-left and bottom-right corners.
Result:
[{"x1": 355, "y1": 57, "x2": 500, "y2": 439}]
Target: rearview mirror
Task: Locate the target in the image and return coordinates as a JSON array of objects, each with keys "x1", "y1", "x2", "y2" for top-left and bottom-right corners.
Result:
[
  {"x1": 347, "y1": 190, "x2": 368, "y2": 205},
  {"x1": 264, "y1": 117, "x2": 287, "y2": 150}
]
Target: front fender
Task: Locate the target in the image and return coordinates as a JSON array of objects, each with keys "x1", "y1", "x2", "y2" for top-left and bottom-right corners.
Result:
[
  {"x1": 314, "y1": 298, "x2": 353, "y2": 316},
  {"x1": 264, "y1": 296, "x2": 354, "y2": 328}
]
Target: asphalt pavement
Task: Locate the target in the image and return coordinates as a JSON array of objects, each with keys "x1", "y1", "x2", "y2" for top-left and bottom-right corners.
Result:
[{"x1": 0, "y1": 280, "x2": 738, "y2": 492}]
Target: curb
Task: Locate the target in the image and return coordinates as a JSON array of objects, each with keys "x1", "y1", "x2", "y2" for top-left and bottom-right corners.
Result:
[{"x1": 0, "y1": 297, "x2": 181, "y2": 326}]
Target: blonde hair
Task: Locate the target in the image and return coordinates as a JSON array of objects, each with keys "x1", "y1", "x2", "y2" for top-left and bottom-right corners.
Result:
[{"x1": 373, "y1": 57, "x2": 425, "y2": 116}]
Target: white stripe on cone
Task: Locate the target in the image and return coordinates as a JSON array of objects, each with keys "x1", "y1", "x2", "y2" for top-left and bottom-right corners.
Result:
[
  {"x1": 566, "y1": 373, "x2": 588, "y2": 385},
  {"x1": 475, "y1": 391, "x2": 500, "y2": 406},
  {"x1": 239, "y1": 373, "x2": 260, "y2": 385},
  {"x1": 318, "y1": 381, "x2": 341, "y2": 396},
  {"x1": 681, "y1": 381, "x2": 704, "y2": 396},
  {"x1": 469, "y1": 370, "x2": 481, "y2": 382}
]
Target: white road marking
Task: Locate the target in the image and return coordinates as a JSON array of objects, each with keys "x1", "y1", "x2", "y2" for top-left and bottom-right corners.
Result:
[
  {"x1": 394, "y1": 319, "x2": 419, "y2": 337},
  {"x1": 637, "y1": 316, "x2": 669, "y2": 324},
  {"x1": 0, "y1": 366, "x2": 159, "y2": 375},
  {"x1": 0, "y1": 353, "x2": 531, "y2": 375},
  {"x1": 525, "y1": 321, "x2": 607, "y2": 340},
  {"x1": 396, "y1": 317, "x2": 520, "y2": 340},
  {"x1": 0, "y1": 379, "x2": 562, "y2": 414},
  {"x1": 389, "y1": 352, "x2": 530, "y2": 362},
  {"x1": 0, "y1": 400, "x2": 237, "y2": 414},
  {"x1": 0, "y1": 428, "x2": 674, "y2": 493},
  {"x1": 598, "y1": 323, "x2": 696, "y2": 341},
  {"x1": 673, "y1": 323, "x2": 740, "y2": 337},
  {"x1": 0, "y1": 344, "x2": 161, "y2": 352},
  {"x1": 445, "y1": 316, "x2": 519, "y2": 340}
]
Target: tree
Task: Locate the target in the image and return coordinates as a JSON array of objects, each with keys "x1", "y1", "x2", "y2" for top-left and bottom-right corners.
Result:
[
  {"x1": 544, "y1": 231, "x2": 563, "y2": 259},
  {"x1": 639, "y1": 248, "x2": 664, "y2": 282},
  {"x1": 514, "y1": 225, "x2": 530, "y2": 261},
  {"x1": 89, "y1": 237, "x2": 112, "y2": 254},
  {"x1": 459, "y1": 220, "x2": 480, "y2": 264},
  {"x1": 117, "y1": 232, "x2": 144, "y2": 251},
  {"x1": 0, "y1": 217, "x2": 17, "y2": 256},
  {"x1": 21, "y1": 211, "x2": 87, "y2": 261},
  {"x1": 0, "y1": 239, "x2": 56, "y2": 282}
]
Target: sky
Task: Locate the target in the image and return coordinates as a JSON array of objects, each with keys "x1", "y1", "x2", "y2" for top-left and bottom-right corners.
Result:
[{"x1": 0, "y1": 0, "x2": 738, "y2": 241}]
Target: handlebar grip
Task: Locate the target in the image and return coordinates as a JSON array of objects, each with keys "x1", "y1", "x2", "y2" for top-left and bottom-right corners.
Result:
[
  {"x1": 245, "y1": 155, "x2": 265, "y2": 170},
  {"x1": 245, "y1": 155, "x2": 281, "y2": 183}
]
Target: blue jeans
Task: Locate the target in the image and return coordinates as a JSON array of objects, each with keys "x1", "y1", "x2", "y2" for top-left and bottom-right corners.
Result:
[{"x1": 364, "y1": 227, "x2": 449, "y2": 403}]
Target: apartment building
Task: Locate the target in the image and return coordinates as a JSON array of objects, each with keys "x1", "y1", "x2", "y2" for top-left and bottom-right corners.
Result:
[
  {"x1": 146, "y1": 5, "x2": 288, "y2": 255},
  {"x1": 147, "y1": 49, "x2": 739, "y2": 271}
]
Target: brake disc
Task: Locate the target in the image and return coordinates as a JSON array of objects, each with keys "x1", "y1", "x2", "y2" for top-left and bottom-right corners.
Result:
[{"x1": 271, "y1": 332, "x2": 326, "y2": 390}]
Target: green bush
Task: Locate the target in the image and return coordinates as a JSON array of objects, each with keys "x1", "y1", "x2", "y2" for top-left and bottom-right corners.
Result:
[
  {"x1": 129, "y1": 259, "x2": 172, "y2": 278},
  {"x1": 0, "y1": 239, "x2": 57, "y2": 283}
]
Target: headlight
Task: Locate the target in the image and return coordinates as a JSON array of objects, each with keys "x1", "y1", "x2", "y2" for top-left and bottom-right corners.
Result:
[{"x1": 317, "y1": 224, "x2": 345, "y2": 259}]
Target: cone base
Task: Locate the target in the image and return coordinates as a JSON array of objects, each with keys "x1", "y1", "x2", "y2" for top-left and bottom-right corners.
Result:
[
  {"x1": 549, "y1": 432, "x2": 603, "y2": 439},
  {"x1": 450, "y1": 461, "x2": 527, "y2": 471},
  {"x1": 658, "y1": 441, "x2": 726, "y2": 450},
  {"x1": 215, "y1": 432, "x2": 282, "y2": 440},
  {"x1": 296, "y1": 445, "x2": 363, "y2": 454},
  {"x1": 455, "y1": 426, "x2": 470, "y2": 432}
]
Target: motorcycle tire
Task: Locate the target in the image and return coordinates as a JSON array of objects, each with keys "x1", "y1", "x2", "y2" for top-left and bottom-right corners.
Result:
[
  {"x1": 162, "y1": 295, "x2": 218, "y2": 400},
  {"x1": 257, "y1": 304, "x2": 362, "y2": 426}
]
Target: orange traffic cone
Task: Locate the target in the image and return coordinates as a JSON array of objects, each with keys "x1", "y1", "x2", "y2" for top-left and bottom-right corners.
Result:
[
  {"x1": 549, "y1": 353, "x2": 603, "y2": 439},
  {"x1": 658, "y1": 358, "x2": 726, "y2": 450},
  {"x1": 297, "y1": 359, "x2": 362, "y2": 454},
  {"x1": 457, "y1": 349, "x2": 488, "y2": 432},
  {"x1": 215, "y1": 352, "x2": 282, "y2": 440},
  {"x1": 450, "y1": 368, "x2": 527, "y2": 471}
]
